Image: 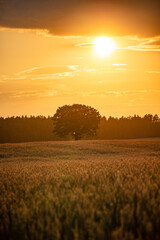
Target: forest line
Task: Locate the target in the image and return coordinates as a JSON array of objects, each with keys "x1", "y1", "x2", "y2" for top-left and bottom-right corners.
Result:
[{"x1": 0, "y1": 113, "x2": 160, "y2": 143}]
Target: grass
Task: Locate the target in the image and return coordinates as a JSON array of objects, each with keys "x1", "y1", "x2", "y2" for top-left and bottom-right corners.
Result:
[{"x1": 0, "y1": 139, "x2": 160, "y2": 240}]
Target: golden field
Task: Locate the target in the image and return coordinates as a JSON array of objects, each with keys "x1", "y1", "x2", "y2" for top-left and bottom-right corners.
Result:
[{"x1": 0, "y1": 139, "x2": 160, "y2": 240}]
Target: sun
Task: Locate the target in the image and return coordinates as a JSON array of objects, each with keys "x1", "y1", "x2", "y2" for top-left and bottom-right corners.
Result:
[{"x1": 94, "y1": 37, "x2": 116, "y2": 57}]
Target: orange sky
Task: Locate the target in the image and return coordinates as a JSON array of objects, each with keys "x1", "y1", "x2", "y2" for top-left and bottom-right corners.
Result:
[{"x1": 0, "y1": 1, "x2": 160, "y2": 117}]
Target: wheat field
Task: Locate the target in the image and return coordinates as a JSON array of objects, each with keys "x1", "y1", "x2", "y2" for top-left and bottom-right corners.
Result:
[{"x1": 0, "y1": 139, "x2": 160, "y2": 240}]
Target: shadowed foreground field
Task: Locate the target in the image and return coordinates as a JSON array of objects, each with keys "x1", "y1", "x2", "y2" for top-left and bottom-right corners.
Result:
[{"x1": 0, "y1": 140, "x2": 160, "y2": 240}]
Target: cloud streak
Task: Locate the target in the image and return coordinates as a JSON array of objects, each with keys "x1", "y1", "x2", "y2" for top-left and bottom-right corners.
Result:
[
  {"x1": 1, "y1": 89, "x2": 160, "y2": 102},
  {"x1": 78, "y1": 90, "x2": 160, "y2": 98},
  {"x1": 2, "y1": 65, "x2": 98, "y2": 83},
  {"x1": 75, "y1": 36, "x2": 160, "y2": 52},
  {"x1": 123, "y1": 36, "x2": 160, "y2": 51},
  {"x1": 3, "y1": 65, "x2": 80, "y2": 81}
]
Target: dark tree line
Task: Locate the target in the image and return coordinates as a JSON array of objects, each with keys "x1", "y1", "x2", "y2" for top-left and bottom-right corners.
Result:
[
  {"x1": 98, "y1": 114, "x2": 160, "y2": 139},
  {"x1": 0, "y1": 114, "x2": 160, "y2": 143},
  {"x1": 0, "y1": 116, "x2": 60, "y2": 143}
]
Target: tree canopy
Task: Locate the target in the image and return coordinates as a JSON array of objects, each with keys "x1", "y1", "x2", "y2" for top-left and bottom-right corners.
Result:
[{"x1": 53, "y1": 104, "x2": 101, "y2": 140}]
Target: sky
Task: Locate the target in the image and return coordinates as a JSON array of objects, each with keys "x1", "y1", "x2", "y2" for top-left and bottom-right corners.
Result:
[{"x1": 0, "y1": 0, "x2": 160, "y2": 118}]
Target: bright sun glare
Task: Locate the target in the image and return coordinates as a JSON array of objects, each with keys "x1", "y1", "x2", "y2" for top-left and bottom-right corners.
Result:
[{"x1": 94, "y1": 37, "x2": 116, "y2": 57}]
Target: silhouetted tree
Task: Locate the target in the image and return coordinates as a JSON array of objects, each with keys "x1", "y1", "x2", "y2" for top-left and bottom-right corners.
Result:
[{"x1": 53, "y1": 104, "x2": 101, "y2": 140}]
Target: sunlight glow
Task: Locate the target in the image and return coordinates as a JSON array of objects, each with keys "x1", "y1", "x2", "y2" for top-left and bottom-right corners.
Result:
[{"x1": 94, "y1": 37, "x2": 116, "y2": 57}]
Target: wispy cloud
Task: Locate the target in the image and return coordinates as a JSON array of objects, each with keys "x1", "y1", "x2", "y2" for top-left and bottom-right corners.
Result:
[
  {"x1": 120, "y1": 36, "x2": 160, "y2": 52},
  {"x1": 75, "y1": 36, "x2": 160, "y2": 52},
  {"x1": 112, "y1": 64, "x2": 127, "y2": 66},
  {"x1": 77, "y1": 90, "x2": 160, "y2": 98},
  {"x1": 111, "y1": 64, "x2": 127, "y2": 72},
  {"x1": 0, "y1": 90, "x2": 58, "y2": 100},
  {"x1": 75, "y1": 43, "x2": 94, "y2": 47},
  {"x1": 1, "y1": 89, "x2": 160, "y2": 102},
  {"x1": 3, "y1": 65, "x2": 81, "y2": 81},
  {"x1": 2, "y1": 65, "x2": 98, "y2": 82}
]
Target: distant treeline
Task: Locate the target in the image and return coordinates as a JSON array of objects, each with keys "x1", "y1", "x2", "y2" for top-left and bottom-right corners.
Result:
[
  {"x1": 98, "y1": 114, "x2": 160, "y2": 139},
  {"x1": 0, "y1": 114, "x2": 160, "y2": 143},
  {"x1": 0, "y1": 116, "x2": 60, "y2": 143}
]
